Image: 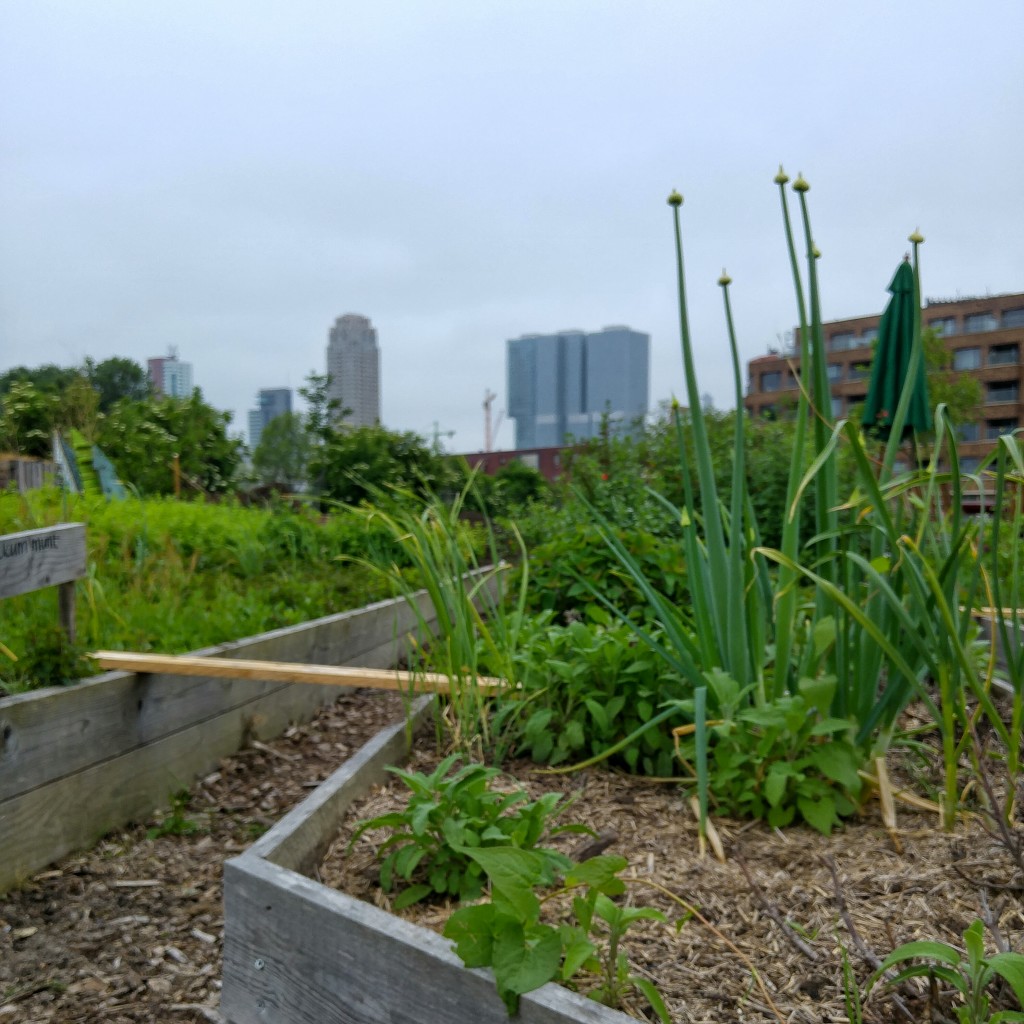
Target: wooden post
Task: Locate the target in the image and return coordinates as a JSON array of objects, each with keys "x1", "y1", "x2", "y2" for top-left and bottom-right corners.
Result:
[
  {"x1": 0, "y1": 524, "x2": 87, "y2": 644},
  {"x1": 58, "y1": 581, "x2": 77, "y2": 643},
  {"x1": 173, "y1": 453, "x2": 181, "y2": 497}
]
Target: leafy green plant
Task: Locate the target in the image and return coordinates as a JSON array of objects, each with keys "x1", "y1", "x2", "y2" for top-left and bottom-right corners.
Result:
[
  {"x1": 867, "y1": 919, "x2": 1024, "y2": 1023},
  {"x1": 349, "y1": 754, "x2": 587, "y2": 908},
  {"x1": 444, "y1": 851, "x2": 670, "y2": 1021},
  {"x1": 0, "y1": 489, "x2": 401, "y2": 693},
  {"x1": 490, "y1": 613, "x2": 683, "y2": 777},
  {"x1": 146, "y1": 789, "x2": 201, "y2": 840},
  {"x1": 674, "y1": 674, "x2": 863, "y2": 834},
  {"x1": 351, "y1": 477, "x2": 524, "y2": 759}
]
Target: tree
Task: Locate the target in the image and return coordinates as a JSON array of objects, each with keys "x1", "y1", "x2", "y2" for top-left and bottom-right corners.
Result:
[
  {"x1": 85, "y1": 357, "x2": 151, "y2": 412},
  {"x1": 921, "y1": 328, "x2": 984, "y2": 427},
  {"x1": 299, "y1": 371, "x2": 344, "y2": 447},
  {"x1": 0, "y1": 364, "x2": 79, "y2": 400},
  {"x1": 313, "y1": 425, "x2": 457, "y2": 506},
  {"x1": 99, "y1": 390, "x2": 243, "y2": 495},
  {"x1": 0, "y1": 381, "x2": 60, "y2": 457},
  {"x1": 252, "y1": 412, "x2": 310, "y2": 490}
]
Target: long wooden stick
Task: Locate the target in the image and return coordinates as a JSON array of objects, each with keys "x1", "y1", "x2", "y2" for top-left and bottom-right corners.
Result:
[{"x1": 90, "y1": 650, "x2": 505, "y2": 695}]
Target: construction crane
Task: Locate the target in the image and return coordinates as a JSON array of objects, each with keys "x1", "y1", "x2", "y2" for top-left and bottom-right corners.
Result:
[{"x1": 483, "y1": 389, "x2": 504, "y2": 453}]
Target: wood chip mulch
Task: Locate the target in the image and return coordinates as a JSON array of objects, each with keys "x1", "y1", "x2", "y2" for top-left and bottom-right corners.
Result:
[
  {"x1": 324, "y1": 745, "x2": 1024, "y2": 1024},
  {"x1": 0, "y1": 688, "x2": 407, "y2": 1024}
]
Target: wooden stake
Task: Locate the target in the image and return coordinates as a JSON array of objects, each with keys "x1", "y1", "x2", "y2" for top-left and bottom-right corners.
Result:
[{"x1": 90, "y1": 650, "x2": 505, "y2": 695}]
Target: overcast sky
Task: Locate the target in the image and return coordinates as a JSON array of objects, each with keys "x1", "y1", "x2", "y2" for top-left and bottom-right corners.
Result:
[{"x1": 2, "y1": 1, "x2": 1022, "y2": 453}]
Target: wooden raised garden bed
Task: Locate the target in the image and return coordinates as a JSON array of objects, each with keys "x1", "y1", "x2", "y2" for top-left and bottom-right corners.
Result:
[
  {"x1": 0, "y1": 587, "x2": 446, "y2": 893},
  {"x1": 221, "y1": 696, "x2": 629, "y2": 1024}
]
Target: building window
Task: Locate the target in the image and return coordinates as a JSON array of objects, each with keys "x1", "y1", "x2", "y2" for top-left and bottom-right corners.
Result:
[
  {"x1": 986, "y1": 419, "x2": 1018, "y2": 439},
  {"x1": 989, "y1": 343, "x2": 1019, "y2": 366},
  {"x1": 960, "y1": 456, "x2": 982, "y2": 474},
  {"x1": 830, "y1": 396, "x2": 843, "y2": 417},
  {"x1": 849, "y1": 362, "x2": 871, "y2": 380},
  {"x1": 965, "y1": 312, "x2": 998, "y2": 334},
  {"x1": 760, "y1": 371, "x2": 782, "y2": 392},
  {"x1": 1002, "y1": 307, "x2": 1024, "y2": 329},
  {"x1": 861, "y1": 327, "x2": 879, "y2": 345},
  {"x1": 826, "y1": 363, "x2": 843, "y2": 381},
  {"x1": 828, "y1": 332, "x2": 857, "y2": 352},
  {"x1": 958, "y1": 422, "x2": 980, "y2": 442},
  {"x1": 952, "y1": 347, "x2": 981, "y2": 370},
  {"x1": 986, "y1": 382, "x2": 1019, "y2": 404},
  {"x1": 928, "y1": 316, "x2": 957, "y2": 336}
]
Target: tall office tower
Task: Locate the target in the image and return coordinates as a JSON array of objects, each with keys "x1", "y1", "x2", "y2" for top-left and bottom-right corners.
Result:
[
  {"x1": 147, "y1": 349, "x2": 194, "y2": 398},
  {"x1": 247, "y1": 387, "x2": 293, "y2": 449},
  {"x1": 507, "y1": 325, "x2": 649, "y2": 448},
  {"x1": 326, "y1": 314, "x2": 380, "y2": 428}
]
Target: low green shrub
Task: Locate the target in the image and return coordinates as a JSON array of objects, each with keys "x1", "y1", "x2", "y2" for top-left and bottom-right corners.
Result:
[{"x1": 349, "y1": 754, "x2": 588, "y2": 908}]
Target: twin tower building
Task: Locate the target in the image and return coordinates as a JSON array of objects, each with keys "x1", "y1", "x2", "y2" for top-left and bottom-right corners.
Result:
[{"x1": 326, "y1": 316, "x2": 650, "y2": 448}]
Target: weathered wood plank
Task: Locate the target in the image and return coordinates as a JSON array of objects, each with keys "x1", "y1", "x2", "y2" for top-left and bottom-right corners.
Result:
[
  {"x1": 250, "y1": 697, "x2": 434, "y2": 875},
  {"x1": 0, "y1": 671, "x2": 370, "y2": 890},
  {"x1": 222, "y1": 855, "x2": 627, "y2": 1024},
  {"x1": 89, "y1": 651, "x2": 504, "y2": 695},
  {"x1": 0, "y1": 523, "x2": 86, "y2": 599},
  {"x1": 0, "y1": 590, "x2": 435, "y2": 801}
]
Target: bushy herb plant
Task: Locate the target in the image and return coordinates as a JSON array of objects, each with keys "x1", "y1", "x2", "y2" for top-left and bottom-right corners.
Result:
[
  {"x1": 444, "y1": 850, "x2": 670, "y2": 1021},
  {"x1": 349, "y1": 754, "x2": 588, "y2": 908},
  {"x1": 490, "y1": 612, "x2": 683, "y2": 777}
]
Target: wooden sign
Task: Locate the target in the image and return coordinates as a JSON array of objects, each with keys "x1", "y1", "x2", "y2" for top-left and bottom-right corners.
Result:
[{"x1": 0, "y1": 523, "x2": 87, "y2": 640}]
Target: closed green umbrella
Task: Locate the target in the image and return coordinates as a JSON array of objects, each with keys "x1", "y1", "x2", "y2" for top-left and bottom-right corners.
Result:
[{"x1": 862, "y1": 258, "x2": 932, "y2": 438}]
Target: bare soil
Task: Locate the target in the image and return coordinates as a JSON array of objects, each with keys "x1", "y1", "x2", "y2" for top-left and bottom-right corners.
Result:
[
  {"x1": 324, "y1": 743, "x2": 1024, "y2": 1024},
  {"x1": 0, "y1": 689, "x2": 407, "y2": 1024},
  {"x1": 4, "y1": 689, "x2": 1022, "y2": 1024}
]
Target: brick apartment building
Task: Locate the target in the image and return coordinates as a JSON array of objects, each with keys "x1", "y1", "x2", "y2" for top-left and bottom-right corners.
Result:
[{"x1": 745, "y1": 291, "x2": 1024, "y2": 472}]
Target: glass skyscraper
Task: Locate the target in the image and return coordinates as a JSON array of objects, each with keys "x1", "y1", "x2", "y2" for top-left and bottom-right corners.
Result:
[{"x1": 507, "y1": 325, "x2": 649, "y2": 448}]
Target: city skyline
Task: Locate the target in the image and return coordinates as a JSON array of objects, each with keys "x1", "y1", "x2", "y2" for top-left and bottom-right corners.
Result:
[{"x1": 2, "y1": 3, "x2": 1022, "y2": 451}]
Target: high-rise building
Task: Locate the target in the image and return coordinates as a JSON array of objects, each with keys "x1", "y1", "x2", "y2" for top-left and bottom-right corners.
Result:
[
  {"x1": 507, "y1": 325, "x2": 649, "y2": 448},
  {"x1": 147, "y1": 350, "x2": 194, "y2": 398},
  {"x1": 326, "y1": 314, "x2": 380, "y2": 428},
  {"x1": 247, "y1": 388, "x2": 293, "y2": 449},
  {"x1": 744, "y1": 291, "x2": 1024, "y2": 475}
]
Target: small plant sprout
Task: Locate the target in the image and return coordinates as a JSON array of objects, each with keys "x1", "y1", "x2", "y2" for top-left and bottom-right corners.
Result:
[{"x1": 867, "y1": 919, "x2": 1024, "y2": 1023}]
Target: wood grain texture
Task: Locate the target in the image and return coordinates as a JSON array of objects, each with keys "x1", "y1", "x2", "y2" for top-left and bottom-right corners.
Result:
[
  {"x1": 0, "y1": 675, "x2": 339, "y2": 890},
  {"x1": 89, "y1": 651, "x2": 503, "y2": 695},
  {"x1": 222, "y1": 855, "x2": 627, "y2": 1024},
  {"x1": 0, "y1": 523, "x2": 86, "y2": 599},
  {"x1": 249, "y1": 697, "x2": 434, "y2": 875},
  {"x1": 0, "y1": 589, "x2": 437, "y2": 891}
]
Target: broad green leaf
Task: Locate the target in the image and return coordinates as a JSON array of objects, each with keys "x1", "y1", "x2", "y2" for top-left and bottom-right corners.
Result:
[
  {"x1": 443, "y1": 904, "x2": 495, "y2": 968},
  {"x1": 797, "y1": 794, "x2": 837, "y2": 835},
  {"x1": 492, "y1": 920, "x2": 562, "y2": 996},
  {"x1": 808, "y1": 744, "x2": 862, "y2": 792},
  {"x1": 764, "y1": 765, "x2": 790, "y2": 808},
  {"x1": 561, "y1": 933, "x2": 597, "y2": 980},
  {"x1": 585, "y1": 698, "x2": 608, "y2": 733},
  {"x1": 989, "y1": 953, "x2": 1024, "y2": 1007},
  {"x1": 565, "y1": 854, "x2": 628, "y2": 890},
  {"x1": 798, "y1": 674, "x2": 836, "y2": 714},
  {"x1": 874, "y1": 939, "x2": 963, "y2": 974},
  {"x1": 811, "y1": 617, "x2": 836, "y2": 658},
  {"x1": 393, "y1": 883, "x2": 433, "y2": 909},
  {"x1": 461, "y1": 846, "x2": 546, "y2": 919}
]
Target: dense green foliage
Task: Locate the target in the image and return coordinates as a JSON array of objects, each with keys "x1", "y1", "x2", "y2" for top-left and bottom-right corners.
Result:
[
  {"x1": 0, "y1": 489, "x2": 402, "y2": 694},
  {"x1": 351, "y1": 754, "x2": 582, "y2": 908},
  {"x1": 98, "y1": 391, "x2": 244, "y2": 495},
  {"x1": 251, "y1": 411, "x2": 311, "y2": 490}
]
